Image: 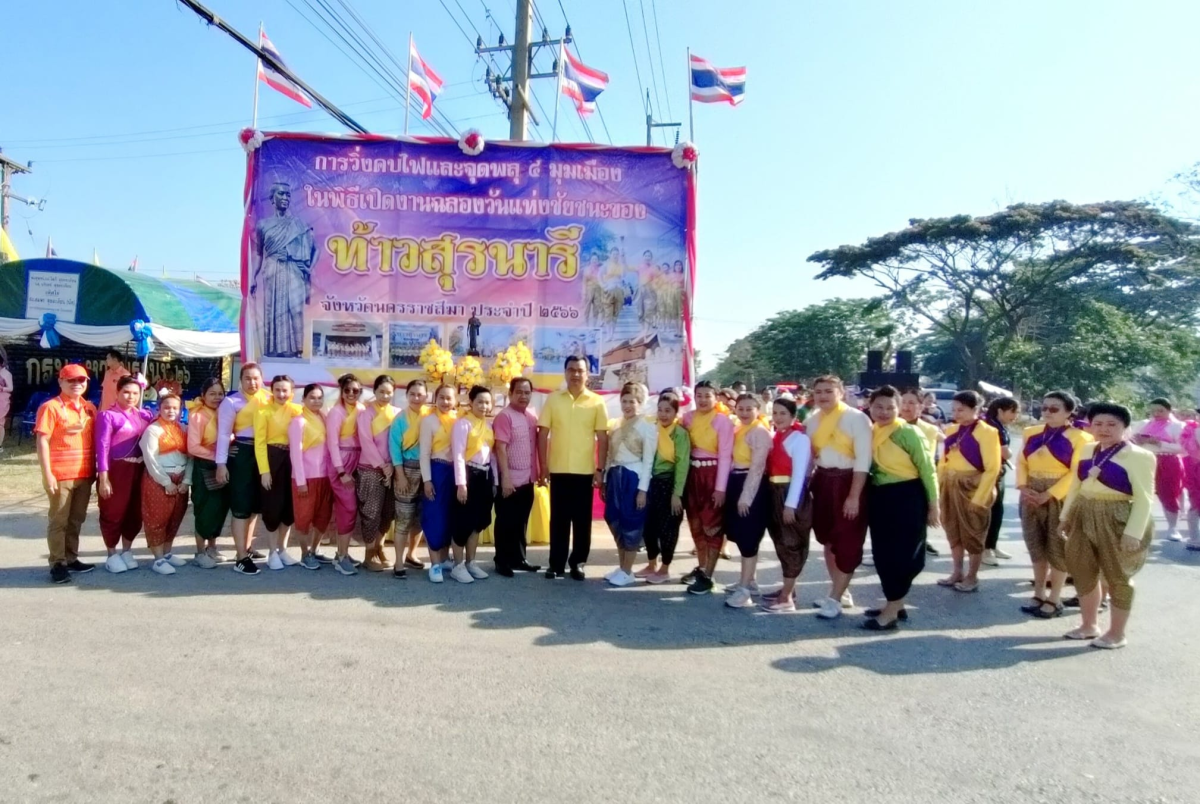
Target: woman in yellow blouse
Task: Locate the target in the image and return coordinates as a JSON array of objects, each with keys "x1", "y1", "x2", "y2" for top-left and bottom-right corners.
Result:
[
  {"x1": 254, "y1": 375, "x2": 303, "y2": 571},
  {"x1": 1059, "y1": 402, "x2": 1155, "y2": 649},
  {"x1": 1017, "y1": 391, "x2": 1092, "y2": 618},
  {"x1": 937, "y1": 390, "x2": 1001, "y2": 593}
]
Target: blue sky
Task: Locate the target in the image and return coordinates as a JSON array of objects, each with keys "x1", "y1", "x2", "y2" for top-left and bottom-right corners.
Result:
[{"x1": 4, "y1": 1, "x2": 1200, "y2": 368}]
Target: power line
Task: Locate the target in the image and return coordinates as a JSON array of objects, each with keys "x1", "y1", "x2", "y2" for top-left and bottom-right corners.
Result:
[
  {"x1": 649, "y1": 0, "x2": 673, "y2": 120},
  {"x1": 637, "y1": 0, "x2": 664, "y2": 142},
  {"x1": 620, "y1": 0, "x2": 648, "y2": 116}
]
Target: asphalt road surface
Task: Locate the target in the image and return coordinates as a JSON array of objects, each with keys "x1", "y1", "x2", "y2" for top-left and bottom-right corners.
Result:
[{"x1": 1, "y1": 474, "x2": 1198, "y2": 804}]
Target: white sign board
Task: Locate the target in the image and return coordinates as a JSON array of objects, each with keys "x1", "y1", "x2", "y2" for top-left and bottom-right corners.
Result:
[{"x1": 26, "y1": 270, "x2": 81, "y2": 323}]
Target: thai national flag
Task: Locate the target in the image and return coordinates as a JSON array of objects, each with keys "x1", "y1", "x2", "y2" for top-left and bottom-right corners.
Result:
[
  {"x1": 258, "y1": 29, "x2": 313, "y2": 108},
  {"x1": 408, "y1": 41, "x2": 444, "y2": 120},
  {"x1": 689, "y1": 54, "x2": 746, "y2": 106},
  {"x1": 560, "y1": 48, "x2": 609, "y2": 116}
]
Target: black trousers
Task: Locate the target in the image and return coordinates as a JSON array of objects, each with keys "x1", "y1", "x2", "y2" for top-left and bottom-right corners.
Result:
[
  {"x1": 868, "y1": 479, "x2": 928, "y2": 602},
  {"x1": 549, "y1": 473, "x2": 594, "y2": 572},
  {"x1": 986, "y1": 473, "x2": 1005, "y2": 550},
  {"x1": 494, "y1": 482, "x2": 534, "y2": 568}
]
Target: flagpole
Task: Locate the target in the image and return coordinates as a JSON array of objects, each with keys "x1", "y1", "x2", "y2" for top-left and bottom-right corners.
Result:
[
  {"x1": 404, "y1": 32, "x2": 413, "y2": 136},
  {"x1": 252, "y1": 21, "x2": 262, "y2": 128},
  {"x1": 686, "y1": 46, "x2": 694, "y2": 142},
  {"x1": 551, "y1": 40, "x2": 564, "y2": 143}
]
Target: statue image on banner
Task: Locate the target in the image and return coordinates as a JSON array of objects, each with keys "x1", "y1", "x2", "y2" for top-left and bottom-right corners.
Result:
[{"x1": 250, "y1": 182, "x2": 315, "y2": 358}]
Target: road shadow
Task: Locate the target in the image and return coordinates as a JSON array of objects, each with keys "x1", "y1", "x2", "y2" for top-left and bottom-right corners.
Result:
[{"x1": 772, "y1": 634, "x2": 1080, "y2": 676}]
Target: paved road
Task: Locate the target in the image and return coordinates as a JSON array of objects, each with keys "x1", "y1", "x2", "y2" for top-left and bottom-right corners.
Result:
[{"x1": 1, "y1": 477, "x2": 1198, "y2": 804}]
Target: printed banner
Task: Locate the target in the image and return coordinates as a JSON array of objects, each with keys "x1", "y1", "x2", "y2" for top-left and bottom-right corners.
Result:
[{"x1": 240, "y1": 133, "x2": 694, "y2": 392}]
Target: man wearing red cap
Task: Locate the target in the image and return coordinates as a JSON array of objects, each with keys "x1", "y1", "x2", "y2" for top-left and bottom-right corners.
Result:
[{"x1": 35, "y1": 364, "x2": 99, "y2": 583}]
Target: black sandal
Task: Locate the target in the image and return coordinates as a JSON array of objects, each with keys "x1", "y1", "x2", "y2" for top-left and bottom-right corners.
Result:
[
  {"x1": 404, "y1": 557, "x2": 425, "y2": 569},
  {"x1": 864, "y1": 607, "x2": 908, "y2": 621},
  {"x1": 1032, "y1": 601, "x2": 1065, "y2": 619},
  {"x1": 862, "y1": 617, "x2": 899, "y2": 631},
  {"x1": 1020, "y1": 596, "x2": 1046, "y2": 614}
]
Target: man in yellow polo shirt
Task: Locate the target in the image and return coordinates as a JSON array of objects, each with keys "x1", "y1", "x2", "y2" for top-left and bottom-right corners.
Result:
[
  {"x1": 35, "y1": 364, "x2": 99, "y2": 584},
  {"x1": 537, "y1": 355, "x2": 609, "y2": 580}
]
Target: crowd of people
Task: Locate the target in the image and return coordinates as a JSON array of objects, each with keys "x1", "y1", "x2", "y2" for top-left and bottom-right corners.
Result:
[{"x1": 30, "y1": 356, "x2": 1192, "y2": 650}]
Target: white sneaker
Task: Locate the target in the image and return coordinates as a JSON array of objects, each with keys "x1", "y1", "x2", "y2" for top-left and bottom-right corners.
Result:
[
  {"x1": 267, "y1": 551, "x2": 284, "y2": 571},
  {"x1": 1167, "y1": 530, "x2": 1185, "y2": 542},
  {"x1": 816, "y1": 597, "x2": 842, "y2": 620},
  {"x1": 151, "y1": 558, "x2": 176, "y2": 576},
  {"x1": 726, "y1": 587, "x2": 754, "y2": 608},
  {"x1": 466, "y1": 561, "x2": 488, "y2": 580},
  {"x1": 206, "y1": 545, "x2": 227, "y2": 563},
  {"x1": 981, "y1": 549, "x2": 1001, "y2": 567},
  {"x1": 165, "y1": 553, "x2": 188, "y2": 567},
  {"x1": 450, "y1": 563, "x2": 474, "y2": 584},
  {"x1": 440, "y1": 559, "x2": 455, "y2": 573},
  {"x1": 608, "y1": 570, "x2": 635, "y2": 587},
  {"x1": 992, "y1": 546, "x2": 1013, "y2": 559},
  {"x1": 840, "y1": 590, "x2": 854, "y2": 609},
  {"x1": 105, "y1": 553, "x2": 127, "y2": 574},
  {"x1": 120, "y1": 551, "x2": 138, "y2": 570},
  {"x1": 193, "y1": 552, "x2": 218, "y2": 569},
  {"x1": 724, "y1": 580, "x2": 760, "y2": 595},
  {"x1": 429, "y1": 565, "x2": 444, "y2": 583},
  {"x1": 278, "y1": 550, "x2": 300, "y2": 567},
  {"x1": 604, "y1": 568, "x2": 621, "y2": 582}
]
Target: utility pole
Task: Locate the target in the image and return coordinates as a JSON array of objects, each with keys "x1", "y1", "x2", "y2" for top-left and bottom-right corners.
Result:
[
  {"x1": 478, "y1": 9, "x2": 572, "y2": 141},
  {"x1": 645, "y1": 90, "x2": 681, "y2": 146},
  {"x1": 1, "y1": 150, "x2": 36, "y2": 236}
]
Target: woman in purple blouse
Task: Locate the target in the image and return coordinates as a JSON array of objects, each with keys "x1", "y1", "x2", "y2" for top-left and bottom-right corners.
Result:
[{"x1": 95, "y1": 376, "x2": 155, "y2": 574}]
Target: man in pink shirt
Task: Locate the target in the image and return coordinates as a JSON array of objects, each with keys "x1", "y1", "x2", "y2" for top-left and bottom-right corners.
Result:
[
  {"x1": 99, "y1": 349, "x2": 132, "y2": 411},
  {"x1": 492, "y1": 377, "x2": 543, "y2": 576}
]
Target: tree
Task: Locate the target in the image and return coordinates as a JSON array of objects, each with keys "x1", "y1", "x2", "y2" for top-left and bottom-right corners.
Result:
[
  {"x1": 808, "y1": 201, "x2": 1200, "y2": 388},
  {"x1": 706, "y1": 298, "x2": 904, "y2": 387}
]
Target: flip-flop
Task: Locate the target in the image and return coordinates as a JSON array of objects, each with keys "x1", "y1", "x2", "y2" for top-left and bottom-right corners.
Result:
[
  {"x1": 936, "y1": 577, "x2": 961, "y2": 587},
  {"x1": 1091, "y1": 635, "x2": 1127, "y2": 650},
  {"x1": 952, "y1": 581, "x2": 979, "y2": 593},
  {"x1": 1063, "y1": 628, "x2": 1102, "y2": 641}
]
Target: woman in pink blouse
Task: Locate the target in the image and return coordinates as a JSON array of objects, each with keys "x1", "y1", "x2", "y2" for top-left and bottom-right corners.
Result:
[
  {"x1": 95, "y1": 376, "x2": 155, "y2": 574},
  {"x1": 290, "y1": 383, "x2": 335, "y2": 572},
  {"x1": 356, "y1": 375, "x2": 399, "y2": 572},
  {"x1": 325, "y1": 374, "x2": 365, "y2": 576}
]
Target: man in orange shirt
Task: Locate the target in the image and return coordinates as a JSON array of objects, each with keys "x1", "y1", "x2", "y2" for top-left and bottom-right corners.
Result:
[
  {"x1": 99, "y1": 349, "x2": 131, "y2": 411},
  {"x1": 36, "y1": 364, "x2": 99, "y2": 584}
]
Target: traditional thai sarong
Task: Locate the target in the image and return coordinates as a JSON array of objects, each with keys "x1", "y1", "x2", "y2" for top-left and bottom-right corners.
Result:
[
  {"x1": 644, "y1": 473, "x2": 683, "y2": 565},
  {"x1": 293, "y1": 476, "x2": 333, "y2": 534},
  {"x1": 98, "y1": 458, "x2": 144, "y2": 549},
  {"x1": 724, "y1": 469, "x2": 771, "y2": 558},
  {"x1": 868, "y1": 478, "x2": 927, "y2": 601},
  {"x1": 451, "y1": 464, "x2": 493, "y2": 547},
  {"x1": 604, "y1": 464, "x2": 648, "y2": 550},
  {"x1": 1063, "y1": 497, "x2": 1152, "y2": 610},
  {"x1": 683, "y1": 461, "x2": 724, "y2": 549},
  {"x1": 260, "y1": 445, "x2": 295, "y2": 532},
  {"x1": 1155, "y1": 454, "x2": 1184, "y2": 514},
  {"x1": 1019, "y1": 476, "x2": 1068, "y2": 571},
  {"x1": 767, "y1": 482, "x2": 811, "y2": 579},
  {"x1": 227, "y1": 438, "x2": 261, "y2": 519},
  {"x1": 143, "y1": 471, "x2": 189, "y2": 548},
  {"x1": 356, "y1": 465, "x2": 394, "y2": 544},
  {"x1": 810, "y1": 466, "x2": 868, "y2": 573},
  {"x1": 940, "y1": 471, "x2": 994, "y2": 555},
  {"x1": 421, "y1": 459, "x2": 456, "y2": 551},
  {"x1": 393, "y1": 460, "x2": 424, "y2": 537},
  {"x1": 191, "y1": 457, "x2": 230, "y2": 540},
  {"x1": 329, "y1": 448, "x2": 361, "y2": 536}
]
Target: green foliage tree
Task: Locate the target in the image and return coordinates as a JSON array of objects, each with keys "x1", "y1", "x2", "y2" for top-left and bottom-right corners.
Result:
[
  {"x1": 808, "y1": 201, "x2": 1200, "y2": 390},
  {"x1": 706, "y1": 298, "x2": 903, "y2": 387}
]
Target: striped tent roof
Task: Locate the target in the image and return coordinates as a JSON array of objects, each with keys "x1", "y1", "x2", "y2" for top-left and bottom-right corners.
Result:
[{"x1": 0, "y1": 258, "x2": 240, "y2": 331}]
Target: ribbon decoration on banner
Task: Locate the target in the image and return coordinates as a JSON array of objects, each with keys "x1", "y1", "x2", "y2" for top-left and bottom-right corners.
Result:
[
  {"x1": 39, "y1": 313, "x2": 60, "y2": 349},
  {"x1": 130, "y1": 319, "x2": 155, "y2": 358}
]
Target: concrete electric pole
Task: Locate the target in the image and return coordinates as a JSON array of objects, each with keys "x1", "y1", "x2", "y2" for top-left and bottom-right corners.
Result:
[
  {"x1": 0, "y1": 150, "x2": 35, "y2": 236},
  {"x1": 478, "y1": 0, "x2": 572, "y2": 142},
  {"x1": 645, "y1": 90, "x2": 681, "y2": 146}
]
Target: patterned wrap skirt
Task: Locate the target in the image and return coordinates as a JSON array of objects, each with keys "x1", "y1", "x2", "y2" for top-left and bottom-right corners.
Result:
[
  {"x1": 683, "y1": 461, "x2": 724, "y2": 549},
  {"x1": 329, "y1": 447, "x2": 361, "y2": 536},
  {"x1": 604, "y1": 465, "x2": 648, "y2": 550},
  {"x1": 356, "y1": 465, "x2": 395, "y2": 544},
  {"x1": 1019, "y1": 476, "x2": 1068, "y2": 571},
  {"x1": 394, "y1": 460, "x2": 424, "y2": 537},
  {"x1": 940, "y1": 471, "x2": 994, "y2": 555},
  {"x1": 143, "y1": 472, "x2": 189, "y2": 548}
]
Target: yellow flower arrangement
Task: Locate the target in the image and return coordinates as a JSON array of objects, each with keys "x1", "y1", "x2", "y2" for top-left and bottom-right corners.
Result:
[
  {"x1": 487, "y1": 341, "x2": 537, "y2": 388},
  {"x1": 455, "y1": 354, "x2": 484, "y2": 389},
  {"x1": 418, "y1": 339, "x2": 454, "y2": 384}
]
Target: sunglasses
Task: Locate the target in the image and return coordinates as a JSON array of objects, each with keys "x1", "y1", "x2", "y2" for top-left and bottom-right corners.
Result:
[
  {"x1": 344, "y1": 388, "x2": 362, "y2": 395},
  {"x1": 1043, "y1": 406, "x2": 1064, "y2": 413}
]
